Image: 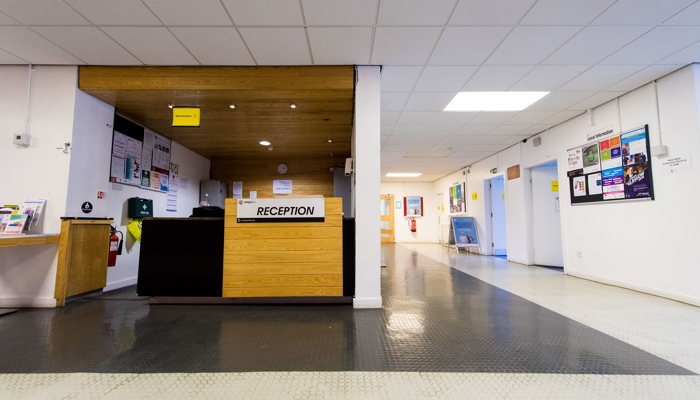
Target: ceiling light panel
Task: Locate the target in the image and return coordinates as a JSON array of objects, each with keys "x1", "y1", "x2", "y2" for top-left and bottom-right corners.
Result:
[{"x1": 444, "y1": 92, "x2": 549, "y2": 112}]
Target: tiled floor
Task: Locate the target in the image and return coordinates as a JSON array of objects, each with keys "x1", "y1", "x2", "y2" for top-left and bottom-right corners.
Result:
[{"x1": 1, "y1": 243, "x2": 698, "y2": 399}]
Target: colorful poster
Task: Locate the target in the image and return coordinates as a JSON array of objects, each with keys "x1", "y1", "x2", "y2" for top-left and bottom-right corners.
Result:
[
  {"x1": 582, "y1": 143, "x2": 601, "y2": 174},
  {"x1": 567, "y1": 148, "x2": 583, "y2": 171},
  {"x1": 452, "y1": 216, "x2": 479, "y2": 248},
  {"x1": 573, "y1": 176, "x2": 586, "y2": 197},
  {"x1": 600, "y1": 136, "x2": 622, "y2": 170},
  {"x1": 602, "y1": 167, "x2": 625, "y2": 200},
  {"x1": 405, "y1": 196, "x2": 422, "y2": 216},
  {"x1": 621, "y1": 127, "x2": 652, "y2": 199},
  {"x1": 449, "y1": 184, "x2": 464, "y2": 213},
  {"x1": 587, "y1": 173, "x2": 602, "y2": 195}
]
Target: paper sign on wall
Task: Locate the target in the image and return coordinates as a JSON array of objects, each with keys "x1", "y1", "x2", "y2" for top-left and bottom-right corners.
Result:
[
  {"x1": 551, "y1": 181, "x2": 559, "y2": 192},
  {"x1": 273, "y1": 180, "x2": 292, "y2": 194},
  {"x1": 472, "y1": 192, "x2": 478, "y2": 201}
]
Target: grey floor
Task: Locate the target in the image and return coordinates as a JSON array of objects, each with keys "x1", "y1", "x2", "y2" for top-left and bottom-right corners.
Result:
[{"x1": 0, "y1": 244, "x2": 693, "y2": 375}]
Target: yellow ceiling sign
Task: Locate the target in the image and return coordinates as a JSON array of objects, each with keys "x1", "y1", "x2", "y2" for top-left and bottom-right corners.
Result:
[{"x1": 172, "y1": 107, "x2": 200, "y2": 127}]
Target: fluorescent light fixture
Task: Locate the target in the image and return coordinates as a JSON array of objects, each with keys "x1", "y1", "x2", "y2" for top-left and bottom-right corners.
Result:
[
  {"x1": 444, "y1": 91, "x2": 549, "y2": 111},
  {"x1": 386, "y1": 172, "x2": 422, "y2": 177},
  {"x1": 259, "y1": 140, "x2": 271, "y2": 146}
]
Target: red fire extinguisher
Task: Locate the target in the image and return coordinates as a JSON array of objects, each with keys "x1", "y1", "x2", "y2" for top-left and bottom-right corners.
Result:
[
  {"x1": 108, "y1": 225, "x2": 123, "y2": 267},
  {"x1": 409, "y1": 217, "x2": 417, "y2": 232}
]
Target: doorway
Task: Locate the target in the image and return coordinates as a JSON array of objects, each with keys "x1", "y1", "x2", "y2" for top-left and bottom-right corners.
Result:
[
  {"x1": 530, "y1": 161, "x2": 564, "y2": 267},
  {"x1": 488, "y1": 175, "x2": 507, "y2": 258},
  {"x1": 380, "y1": 194, "x2": 394, "y2": 243}
]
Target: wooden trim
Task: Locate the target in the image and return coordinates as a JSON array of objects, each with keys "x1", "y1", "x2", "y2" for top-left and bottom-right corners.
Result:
[{"x1": 0, "y1": 234, "x2": 59, "y2": 248}]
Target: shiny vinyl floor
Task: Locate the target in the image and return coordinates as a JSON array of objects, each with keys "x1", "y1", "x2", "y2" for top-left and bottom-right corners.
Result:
[{"x1": 1, "y1": 243, "x2": 699, "y2": 399}]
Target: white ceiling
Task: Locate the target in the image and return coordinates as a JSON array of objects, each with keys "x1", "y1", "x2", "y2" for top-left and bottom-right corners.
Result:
[{"x1": 1, "y1": 0, "x2": 699, "y2": 182}]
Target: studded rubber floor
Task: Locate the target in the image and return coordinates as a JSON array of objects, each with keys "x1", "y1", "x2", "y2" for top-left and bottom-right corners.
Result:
[{"x1": 0, "y1": 244, "x2": 692, "y2": 375}]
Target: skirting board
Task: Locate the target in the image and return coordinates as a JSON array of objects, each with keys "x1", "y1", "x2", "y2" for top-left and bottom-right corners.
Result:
[
  {"x1": 353, "y1": 296, "x2": 383, "y2": 309},
  {"x1": 566, "y1": 270, "x2": 700, "y2": 307},
  {"x1": 104, "y1": 276, "x2": 137, "y2": 292},
  {"x1": 0, "y1": 296, "x2": 56, "y2": 308}
]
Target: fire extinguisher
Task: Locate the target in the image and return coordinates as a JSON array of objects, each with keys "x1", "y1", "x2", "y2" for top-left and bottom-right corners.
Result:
[
  {"x1": 409, "y1": 217, "x2": 417, "y2": 232},
  {"x1": 108, "y1": 225, "x2": 123, "y2": 267}
]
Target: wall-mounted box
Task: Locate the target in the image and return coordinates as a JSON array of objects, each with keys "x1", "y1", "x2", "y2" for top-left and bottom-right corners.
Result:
[{"x1": 128, "y1": 197, "x2": 153, "y2": 218}]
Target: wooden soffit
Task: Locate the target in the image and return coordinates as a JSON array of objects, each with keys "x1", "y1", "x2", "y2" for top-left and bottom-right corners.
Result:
[{"x1": 78, "y1": 66, "x2": 355, "y2": 161}]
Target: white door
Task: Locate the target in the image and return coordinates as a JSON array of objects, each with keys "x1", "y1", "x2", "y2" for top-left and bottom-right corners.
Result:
[{"x1": 531, "y1": 162, "x2": 564, "y2": 267}]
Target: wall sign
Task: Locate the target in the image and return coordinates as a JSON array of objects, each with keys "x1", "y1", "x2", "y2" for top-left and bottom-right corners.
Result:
[
  {"x1": 172, "y1": 107, "x2": 200, "y2": 127},
  {"x1": 452, "y1": 216, "x2": 479, "y2": 248},
  {"x1": 567, "y1": 125, "x2": 654, "y2": 204},
  {"x1": 273, "y1": 180, "x2": 292, "y2": 194},
  {"x1": 507, "y1": 165, "x2": 521, "y2": 180},
  {"x1": 237, "y1": 198, "x2": 325, "y2": 223},
  {"x1": 81, "y1": 202, "x2": 93, "y2": 214},
  {"x1": 404, "y1": 196, "x2": 423, "y2": 216}
]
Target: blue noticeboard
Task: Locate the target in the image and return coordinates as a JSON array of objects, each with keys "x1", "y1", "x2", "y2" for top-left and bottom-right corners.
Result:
[{"x1": 452, "y1": 216, "x2": 479, "y2": 248}]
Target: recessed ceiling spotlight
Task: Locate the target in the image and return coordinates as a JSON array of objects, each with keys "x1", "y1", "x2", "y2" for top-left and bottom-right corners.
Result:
[
  {"x1": 168, "y1": 104, "x2": 173, "y2": 109},
  {"x1": 290, "y1": 104, "x2": 296, "y2": 109},
  {"x1": 386, "y1": 172, "x2": 422, "y2": 177},
  {"x1": 444, "y1": 91, "x2": 549, "y2": 112},
  {"x1": 259, "y1": 140, "x2": 271, "y2": 146},
  {"x1": 229, "y1": 104, "x2": 236, "y2": 109},
  {"x1": 328, "y1": 139, "x2": 332, "y2": 143}
]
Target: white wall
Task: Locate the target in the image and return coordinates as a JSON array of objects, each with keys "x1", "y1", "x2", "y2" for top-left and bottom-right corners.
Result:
[
  {"x1": 443, "y1": 64, "x2": 700, "y2": 305},
  {"x1": 380, "y1": 182, "x2": 438, "y2": 243},
  {"x1": 353, "y1": 66, "x2": 382, "y2": 309},
  {"x1": 67, "y1": 90, "x2": 210, "y2": 291},
  {"x1": 0, "y1": 66, "x2": 78, "y2": 307}
]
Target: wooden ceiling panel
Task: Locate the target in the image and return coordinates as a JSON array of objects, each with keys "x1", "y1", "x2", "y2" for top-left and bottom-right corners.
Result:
[{"x1": 79, "y1": 66, "x2": 355, "y2": 160}]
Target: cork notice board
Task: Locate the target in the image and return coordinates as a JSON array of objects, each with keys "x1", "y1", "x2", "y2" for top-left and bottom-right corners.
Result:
[{"x1": 507, "y1": 165, "x2": 521, "y2": 180}]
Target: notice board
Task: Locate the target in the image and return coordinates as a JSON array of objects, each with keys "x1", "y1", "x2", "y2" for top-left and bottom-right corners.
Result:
[
  {"x1": 567, "y1": 125, "x2": 654, "y2": 204},
  {"x1": 110, "y1": 114, "x2": 171, "y2": 192}
]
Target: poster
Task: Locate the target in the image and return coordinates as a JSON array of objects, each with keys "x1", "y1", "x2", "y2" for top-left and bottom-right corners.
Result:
[
  {"x1": 449, "y1": 184, "x2": 464, "y2": 213},
  {"x1": 568, "y1": 125, "x2": 654, "y2": 204},
  {"x1": 273, "y1": 180, "x2": 293, "y2": 194},
  {"x1": 110, "y1": 115, "x2": 171, "y2": 193},
  {"x1": 404, "y1": 196, "x2": 422, "y2": 216},
  {"x1": 452, "y1": 216, "x2": 479, "y2": 248}
]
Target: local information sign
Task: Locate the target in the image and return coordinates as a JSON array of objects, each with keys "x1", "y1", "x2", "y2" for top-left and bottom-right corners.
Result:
[{"x1": 236, "y1": 198, "x2": 325, "y2": 223}]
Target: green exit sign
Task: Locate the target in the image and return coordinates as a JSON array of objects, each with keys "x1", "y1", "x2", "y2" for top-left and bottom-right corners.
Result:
[{"x1": 490, "y1": 168, "x2": 498, "y2": 174}]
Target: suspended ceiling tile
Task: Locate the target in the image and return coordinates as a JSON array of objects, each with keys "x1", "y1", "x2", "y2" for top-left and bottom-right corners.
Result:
[
  {"x1": 392, "y1": 125, "x2": 462, "y2": 135},
  {"x1": 143, "y1": 0, "x2": 231, "y2": 26},
  {"x1": 521, "y1": 0, "x2": 615, "y2": 25},
  {"x1": 456, "y1": 125, "x2": 497, "y2": 135},
  {"x1": 429, "y1": 27, "x2": 511, "y2": 65},
  {"x1": 518, "y1": 124, "x2": 550, "y2": 136},
  {"x1": 381, "y1": 125, "x2": 395, "y2": 135},
  {"x1": 504, "y1": 110, "x2": 559, "y2": 125},
  {"x1": 602, "y1": 26, "x2": 700, "y2": 65},
  {"x1": 377, "y1": 0, "x2": 457, "y2": 26},
  {"x1": 0, "y1": 10, "x2": 18, "y2": 24},
  {"x1": 441, "y1": 135, "x2": 505, "y2": 145},
  {"x1": 386, "y1": 134, "x2": 450, "y2": 146},
  {"x1": 381, "y1": 111, "x2": 400, "y2": 124},
  {"x1": 372, "y1": 27, "x2": 442, "y2": 65},
  {"x1": 486, "y1": 26, "x2": 581, "y2": 66},
  {"x1": 404, "y1": 92, "x2": 457, "y2": 112},
  {"x1": 307, "y1": 27, "x2": 372, "y2": 64},
  {"x1": 510, "y1": 66, "x2": 582, "y2": 91},
  {"x1": 437, "y1": 112, "x2": 479, "y2": 125},
  {"x1": 0, "y1": 27, "x2": 83, "y2": 64},
  {"x1": 592, "y1": 0, "x2": 696, "y2": 26},
  {"x1": 396, "y1": 111, "x2": 442, "y2": 125},
  {"x1": 302, "y1": 0, "x2": 378, "y2": 26},
  {"x1": 605, "y1": 65, "x2": 683, "y2": 92},
  {"x1": 65, "y1": 0, "x2": 161, "y2": 25},
  {"x1": 32, "y1": 27, "x2": 141, "y2": 65},
  {"x1": 170, "y1": 27, "x2": 254, "y2": 65},
  {"x1": 663, "y1": 1, "x2": 700, "y2": 25},
  {"x1": 414, "y1": 66, "x2": 478, "y2": 92},
  {"x1": 238, "y1": 28, "x2": 311, "y2": 65},
  {"x1": 543, "y1": 26, "x2": 650, "y2": 66},
  {"x1": 0, "y1": 0, "x2": 89, "y2": 25},
  {"x1": 0, "y1": 47, "x2": 25, "y2": 63},
  {"x1": 539, "y1": 109, "x2": 588, "y2": 126},
  {"x1": 381, "y1": 66, "x2": 423, "y2": 92},
  {"x1": 101, "y1": 27, "x2": 198, "y2": 65},
  {"x1": 468, "y1": 112, "x2": 519, "y2": 125},
  {"x1": 488, "y1": 125, "x2": 532, "y2": 136},
  {"x1": 381, "y1": 92, "x2": 410, "y2": 112},
  {"x1": 462, "y1": 66, "x2": 534, "y2": 91},
  {"x1": 558, "y1": 65, "x2": 645, "y2": 92},
  {"x1": 531, "y1": 91, "x2": 594, "y2": 111},
  {"x1": 449, "y1": 0, "x2": 536, "y2": 25},
  {"x1": 659, "y1": 41, "x2": 700, "y2": 65},
  {"x1": 222, "y1": 0, "x2": 303, "y2": 26}
]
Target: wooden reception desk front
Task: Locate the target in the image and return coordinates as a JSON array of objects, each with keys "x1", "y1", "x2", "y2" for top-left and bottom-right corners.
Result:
[{"x1": 223, "y1": 197, "x2": 344, "y2": 298}]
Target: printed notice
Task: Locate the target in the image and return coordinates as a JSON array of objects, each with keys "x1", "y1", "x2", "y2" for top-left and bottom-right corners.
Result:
[
  {"x1": 573, "y1": 176, "x2": 586, "y2": 197},
  {"x1": 588, "y1": 173, "x2": 602, "y2": 195},
  {"x1": 582, "y1": 143, "x2": 601, "y2": 174},
  {"x1": 273, "y1": 180, "x2": 292, "y2": 194},
  {"x1": 661, "y1": 154, "x2": 691, "y2": 175},
  {"x1": 567, "y1": 148, "x2": 583, "y2": 171}
]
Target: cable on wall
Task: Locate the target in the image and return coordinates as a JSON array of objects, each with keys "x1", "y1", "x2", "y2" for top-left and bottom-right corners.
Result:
[
  {"x1": 24, "y1": 64, "x2": 34, "y2": 136},
  {"x1": 653, "y1": 80, "x2": 664, "y2": 146}
]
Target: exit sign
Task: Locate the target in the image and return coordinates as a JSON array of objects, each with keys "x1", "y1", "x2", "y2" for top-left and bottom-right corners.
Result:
[{"x1": 490, "y1": 168, "x2": 498, "y2": 174}]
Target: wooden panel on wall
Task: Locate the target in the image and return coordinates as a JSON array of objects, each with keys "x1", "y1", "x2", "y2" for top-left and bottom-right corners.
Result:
[
  {"x1": 212, "y1": 157, "x2": 343, "y2": 199},
  {"x1": 222, "y1": 197, "x2": 343, "y2": 298}
]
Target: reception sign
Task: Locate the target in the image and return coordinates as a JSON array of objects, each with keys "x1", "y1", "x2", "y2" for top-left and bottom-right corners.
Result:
[{"x1": 236, "y1": 198, "x2": 325, "y2": 223}]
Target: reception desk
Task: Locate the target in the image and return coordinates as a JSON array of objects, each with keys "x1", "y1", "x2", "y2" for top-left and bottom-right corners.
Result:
[
  {"x1": 223, "y1": 197, "x2": 344, "y2": 298},
  {"x1": 137, "y1": 197, "x2": 349, "y2": 303}
]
